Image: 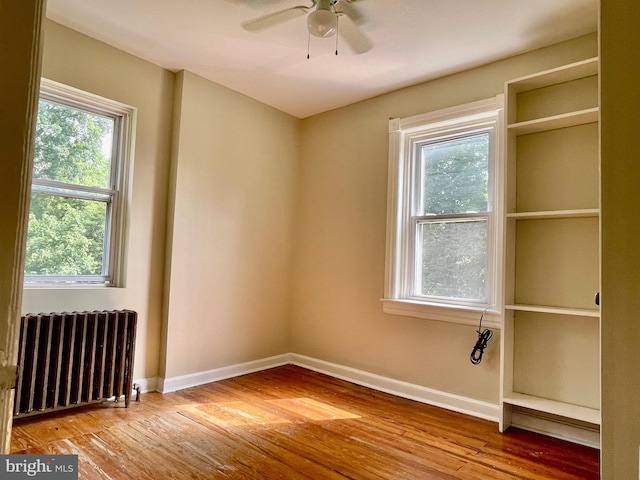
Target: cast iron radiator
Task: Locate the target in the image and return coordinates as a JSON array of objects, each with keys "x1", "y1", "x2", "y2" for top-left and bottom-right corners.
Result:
[{"x1": 14, "y1": 310, "x2": 138, "y2": 417}]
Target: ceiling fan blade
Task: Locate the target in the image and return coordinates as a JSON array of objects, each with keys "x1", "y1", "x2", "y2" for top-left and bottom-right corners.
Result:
[
  {"x1": 337, "y1": 13, "x2": 372, "y2": 54},
  {"x1": 336, "y1": 0, "x2": 367, "y2": 21},
  {"x1": 242, "y1": 5, "x2": 312, "y2": 32}
]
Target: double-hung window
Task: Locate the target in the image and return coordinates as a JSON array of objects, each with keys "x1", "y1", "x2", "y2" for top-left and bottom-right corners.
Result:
[
  {"x1": 383, "y1": 96, "x2": 503, "y2": 326},
  {"x1": 24, "y1": 79, "x2": 135, "y2": 286}
]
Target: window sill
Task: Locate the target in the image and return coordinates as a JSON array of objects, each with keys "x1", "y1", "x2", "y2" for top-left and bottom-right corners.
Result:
[{"x1": 381, "y1": 298, "x2": 502, "y2": 329}]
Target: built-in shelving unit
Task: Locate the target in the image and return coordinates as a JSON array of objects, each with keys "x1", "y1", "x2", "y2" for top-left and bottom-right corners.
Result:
[{"x1": 500, "y1": 57, "x2": 600, "y2": 447}]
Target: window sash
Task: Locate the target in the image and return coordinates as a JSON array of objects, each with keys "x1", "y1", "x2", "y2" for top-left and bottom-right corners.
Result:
[
  {"x1": 411, "y1": 214, "x2": 490, "y2": 305},
  {"x1": 409, "y1": 127, "x2": 493, "y2": 306},
  {"x1": 23, "y1": 274, "x2": 112, "y2": 285},
  {"x1": 408, "y1": 129, "x2": 494, "y2": 308},
  {"x1": 34, "y1": 98, "x2": 119, "y2": 190},
  {"x1": 415, "y1": 131, "x2": 491, "y2": 217},
  {"x1": 32, "y1": 178, "x2": 116, "y2": 202}
]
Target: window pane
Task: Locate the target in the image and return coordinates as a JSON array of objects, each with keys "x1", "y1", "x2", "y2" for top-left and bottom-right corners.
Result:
[
  {"x1": 34, "y1": 100, "x2": 114, "y2": 188},
  {"x1": 418, "y1": 219, "x2": 487, "y2": 301},
  {"x1": 421, "y1": 133, "x2": 489, "y2": 214},
  {"x1": 25, "y1": 194, "x2": 107, "y2": 276}
]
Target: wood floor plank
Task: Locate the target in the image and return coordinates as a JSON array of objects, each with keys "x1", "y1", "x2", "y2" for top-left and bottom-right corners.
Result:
[
  {"x1": 316, "y1": 415, "x2": 475, "y2": 476},
  {"x1": 11, "y1": 413, "x2": 84, "y2": 449},
  {"x1": 20, "y1": 438, "x2": 117, "y2": 480},
  {"x1": 11, "y1": 365, "x2": 599, "y2": 479}
]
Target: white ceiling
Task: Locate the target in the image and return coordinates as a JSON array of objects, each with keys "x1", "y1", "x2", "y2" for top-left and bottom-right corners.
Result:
[{"x1": 45, "y1": 0, "x2": 598, "y2": 119}]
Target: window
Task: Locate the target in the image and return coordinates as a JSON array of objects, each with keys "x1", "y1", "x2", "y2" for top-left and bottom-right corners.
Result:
[
  {"x1": 383, "y1": 96, "x2": 503, "y2": 326},
  {"x1": 24, "y1": 79, "x2": 135, "y2": 286}
]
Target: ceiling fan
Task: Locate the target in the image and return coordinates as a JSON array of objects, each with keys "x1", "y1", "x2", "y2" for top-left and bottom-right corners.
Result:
[{"x1": 242, "y1": 0, "x2": 373, "y2": 55}]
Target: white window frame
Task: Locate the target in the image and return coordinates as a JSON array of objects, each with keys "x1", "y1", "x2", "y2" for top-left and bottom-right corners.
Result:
[
  {"x1": 382, "y1": 96, "x2": 504, "y2": 328},
  {"x1": 24, "y1": 78, "x2": 136, "y2": 287}
]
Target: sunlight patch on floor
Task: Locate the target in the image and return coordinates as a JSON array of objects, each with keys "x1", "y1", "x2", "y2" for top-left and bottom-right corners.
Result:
[
  {"x1": 180, "y1": 401, "x2": 291, "y2": 427},
  {"x1": 267, "y1": 398, "x2": 361, "y2": 421},
  {"x1": 178, "y1": 397, "x2": 360, "y2": 427}
]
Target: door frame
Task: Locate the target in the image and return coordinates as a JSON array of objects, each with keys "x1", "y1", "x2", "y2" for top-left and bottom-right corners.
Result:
[{"x1": 0, "y1": 0, "x2": 46, "y2": 453}]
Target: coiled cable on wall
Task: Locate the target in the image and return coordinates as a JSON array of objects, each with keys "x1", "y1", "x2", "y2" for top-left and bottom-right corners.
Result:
[{"x1": 470, "y1": 307, "x2": 493, "y2": 365}]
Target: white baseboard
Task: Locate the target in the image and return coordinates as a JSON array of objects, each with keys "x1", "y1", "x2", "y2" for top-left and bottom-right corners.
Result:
[
  {"x1": 132, "y1": 376, "x2": 159, "y2": 394},
  {"x1": 510, "y1": 409, "x2": 600, "y2": 449},
  {"x1": 158, "y1": 354, "x2": 290, "y2": 393},
  {"x1": 289, "y1": 353, "x2": 500, "y2": 422},
  {"x1": 157, "y1": 353, "x2": 499, "y2": 421}
]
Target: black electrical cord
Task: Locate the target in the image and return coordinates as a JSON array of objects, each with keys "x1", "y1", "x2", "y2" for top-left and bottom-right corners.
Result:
[{"x1": 470, "y1": 307, "x2": 493, "y2": 365}]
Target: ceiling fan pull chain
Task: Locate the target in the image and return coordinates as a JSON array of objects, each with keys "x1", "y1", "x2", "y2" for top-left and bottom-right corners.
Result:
[
  {"x1": 335, "y1": 14, "x2": 339, "y2": 55},
  {"x1": 307, "y1": 30, "x2": 311, "y2": 59}
]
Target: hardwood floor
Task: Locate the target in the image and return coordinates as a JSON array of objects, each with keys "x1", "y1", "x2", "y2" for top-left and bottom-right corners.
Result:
[{"x1": 10, "y1": 365, "x2": 599, "y2": 479}]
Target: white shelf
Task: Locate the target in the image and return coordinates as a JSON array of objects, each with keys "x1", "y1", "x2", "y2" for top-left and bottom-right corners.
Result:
[
  {"x1": 506, "y1": 209, "x2": 599, "y2": 220},
  {"x1": 505, "y1": 304, "x2": 600, "y2": 318},
  {"x1": 507, "y1": 107, "x2": 598, "y2": 135},
  {"x1": 503, "y1": 392, "x2": 600, "y2": 425},
  {"x1": 507, "y1": 57, "x2": 599, "y2": 94}
]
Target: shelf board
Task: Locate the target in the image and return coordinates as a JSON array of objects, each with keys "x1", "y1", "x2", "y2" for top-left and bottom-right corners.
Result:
[
  {"x1": 507, "y1": 57, "x2": 598, "y2": 94},
  {"x1": 505, "y1": 304, "x2": 600, "y2": 317},
  {"x1": 507, "y1": 107, "x2": 598, "y2": 135},
  {"x1": 506, "y1": 209, "x2": 599, "y2": 220},
  {"x1": 503, "y1": 392, "x2": 600, "y2": 425}
]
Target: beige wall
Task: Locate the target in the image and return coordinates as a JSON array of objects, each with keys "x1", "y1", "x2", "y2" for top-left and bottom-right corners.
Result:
[
  {"x1": 600, "y1": 0, "x2": 640, "y2": 476},
  {"x1": 291, "y1": 34, "x2": 598, "y2": 403},
  {"x1": 21, "y1": 20, "x2": 175, "y2": 381},
  {"x1": 162, "y1": 71, "x2": 299, "y2": 379}
]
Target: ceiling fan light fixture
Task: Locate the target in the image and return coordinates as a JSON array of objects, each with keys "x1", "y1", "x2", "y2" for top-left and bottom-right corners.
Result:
[{"x1": 307, "y1": 8, "x2": 337, "y2": 38}]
